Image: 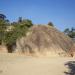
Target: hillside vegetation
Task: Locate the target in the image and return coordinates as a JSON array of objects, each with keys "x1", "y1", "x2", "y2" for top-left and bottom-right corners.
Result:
[{"x1": 0, "y1": 14, "x2": 75, "y2": 57}]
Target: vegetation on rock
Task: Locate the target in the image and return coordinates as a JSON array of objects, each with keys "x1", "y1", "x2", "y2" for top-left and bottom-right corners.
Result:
[
  {"x1": 0, "y1": 13, "x2": 33, "y2": 52},
  {"x1": 0, "y1": 13, "x2": 74, "y2": 55}
]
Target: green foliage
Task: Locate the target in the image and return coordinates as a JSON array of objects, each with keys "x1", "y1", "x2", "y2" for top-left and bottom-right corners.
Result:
[
  {"x1": 0, "y1": 14, "x2": 33, "y2": 52},
  {"x1": 48, "y1": 22, "x2": 54, "y2": 27},
  {"x1": 18, "y1": 17, "x2": 22, "y2": 22},
  {"x1": 64, "y1": 27, "x2": 75, "y2": 38},
  {"x1": 4, "y1": 18, "x2": 33, "y2": 47},
  {"x1": 64, "y1": 28, "x2": 69, "y2": 33},
  {"x1": 3, "y1": 18, "x2": 33, "y2": 52},
  {"x1": 68, "y1": 31, "x2": 75, "y2": 38},
  {"x1": 19, "y1": 19, "x2": 33, "y2": 28},
  {"x1": 4, "y1": 31, "x2": 16, "y2": 45},
  {"x1": 4, "y1": 25, "x2": 27, "y2": 52},
  {"x1": 0, "y1": 16, "x2": 9, "y2": 44},
  {"x1": 4, "y1": 27, "x2": 27, "y2": 45},
  {"x1": 0, "y1": 14, "x2": 6, "y2": 20},
  {"x1": 0, "y1": 19, "x2": 7, "y2": 31}
]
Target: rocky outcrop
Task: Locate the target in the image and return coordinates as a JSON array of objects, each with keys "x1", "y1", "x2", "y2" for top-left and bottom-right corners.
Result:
[
  {"x1": 0, "y1": 45, "x2": 8, "y2": 53},
  {"x1": 15, "y1": 25, "x2": 74, "y2": 56}
]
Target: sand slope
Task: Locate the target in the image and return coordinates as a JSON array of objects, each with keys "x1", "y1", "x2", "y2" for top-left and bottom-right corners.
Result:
[{"x1": 0, "y1": 53, "x2": 75, "y2": 75}]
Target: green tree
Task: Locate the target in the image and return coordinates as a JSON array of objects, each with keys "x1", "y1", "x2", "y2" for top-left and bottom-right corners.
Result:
[
  {"x1": 19, "y1": 19, "x2": 33, "y2": 28},
  {"x1": 64, "y1": 27, "x2": 75, "y2": 38},
  {"x1": 48, "y1": 22, "x2": 54, "y2": 27},
  {"x1": 0, "y1": 14, "x2": 6, "y2": 20},
  {"x1": 18, "y1": 17, "x2": 22, "y2": 23},
  {"x1": 64, "y1": 28, "x2": 70, "y2": 35},
  {"x1": 4, "y1": 18, "x2": 33, "y2": 52},
  {"x1": 0, "y1": 14, "x2": 9, "y2": 45}
]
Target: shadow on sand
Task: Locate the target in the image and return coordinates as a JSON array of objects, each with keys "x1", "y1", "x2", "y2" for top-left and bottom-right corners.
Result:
[{"x1": 64, "y1": 61, "x2": 75, "y2": 75}]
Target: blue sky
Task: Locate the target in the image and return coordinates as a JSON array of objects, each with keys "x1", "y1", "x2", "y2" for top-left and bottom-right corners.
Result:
[{"x1": 0, "y1": 0, "x2": 75, "y2": 31}]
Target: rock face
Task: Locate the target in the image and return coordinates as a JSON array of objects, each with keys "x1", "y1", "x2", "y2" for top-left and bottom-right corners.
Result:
[
  {"x1": 68, "y1": 43, "x2": 75, "y2": 57},
  {"x1": 16, "y1": 25, "x2": 74, "y2": 56},
  {"x1": 0, "y1": 45, "x2": 8, "y2": 53}
]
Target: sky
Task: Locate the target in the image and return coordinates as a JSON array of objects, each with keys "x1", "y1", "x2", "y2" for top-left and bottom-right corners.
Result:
[{"x1": 0, "y1": 0, "x2": 75, "y2": 31}]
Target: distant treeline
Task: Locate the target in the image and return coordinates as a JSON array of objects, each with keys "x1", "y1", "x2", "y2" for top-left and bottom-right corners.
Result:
[{"x1": 64, "y1": 27, "x2": 75, "y2": 38}]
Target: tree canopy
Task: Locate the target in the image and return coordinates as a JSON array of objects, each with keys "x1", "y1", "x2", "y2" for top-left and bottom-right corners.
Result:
[
  {"x1": 0, "y1": 14, "x2": 33, "y2": 52},
  {"x1": 0, "y1": 14, "x2": 6, "y2": 20},
  {"x1": 64, "y1": 27, "x2": 75, "y2": 38},
  {"x1": 0, "y1": 14, "x2": 9, "y2": 44},
  {"x1": 48, "y1": 22, "x2": 54, "y2": 27}
]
